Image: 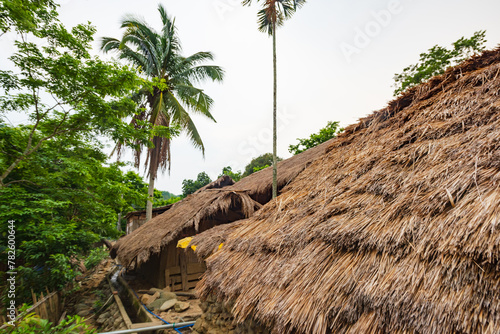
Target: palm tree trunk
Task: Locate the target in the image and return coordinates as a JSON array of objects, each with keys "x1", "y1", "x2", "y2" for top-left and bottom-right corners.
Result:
[
  {"x1": 272, "y1": 21, "x2": 278, "y2": 199},
  {"x1": 146, "y1": 173, "x2": 155, "y2": 221}
]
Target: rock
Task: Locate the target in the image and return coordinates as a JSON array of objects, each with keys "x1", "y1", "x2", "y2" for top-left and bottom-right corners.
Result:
[
  {"x1": 74, "y1": 303, "x2": 88, "y2": 312},
  {"x1": 77, "y1": 309, "x2": 90, "y2": 317},
  {"x1": 159, "y1": 298, "x2": 177, "y2": 311},
  {"x1": 147, "y1": 298, "x2": 167, "y2": 311},
  {"x1": 174, "y1": 301, "x2": 190, "y2": 312},
  {"x1": 140, "y1": 294, "x2": 150, "y2": 304},
  {"x1": 193, "y1": 318, "x2": 203, "y2": 332},
  {"x1": 113, "y1": 318, "x2": 122, "y2": 328},
  {"x1": 159, "y1": 291, "x2": 177, "y2": 300},
  {"x1": 141, "y1": 291, "x2": 160, "y2": 306}
]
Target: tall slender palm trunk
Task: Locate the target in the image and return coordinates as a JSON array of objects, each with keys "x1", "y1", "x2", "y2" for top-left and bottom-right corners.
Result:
[
  {"x1": 146, "y1": 172, "x2": 155, "y2": 221},
  {"x1": 272, "y1": 21, "x2": 278, "y2": 199}
]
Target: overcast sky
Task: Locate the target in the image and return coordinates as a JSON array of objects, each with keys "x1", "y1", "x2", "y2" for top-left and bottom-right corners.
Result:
[{"x1": 3, "y1": 0, "x2": 500, "y2": 194}]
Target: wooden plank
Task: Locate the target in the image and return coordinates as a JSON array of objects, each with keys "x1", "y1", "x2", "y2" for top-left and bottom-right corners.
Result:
[
  {"x1": 168, "y1": 262, "x2": 205, "y2": 276},
  {"x1": 172, "y1": 280, "x2": 198, "y2": 292},
  {"x1": 164, "y1": 269, "x2": 170, "y2": 290},
  {"x1": 187, "y1": 262, "x2": 205, "y2": 275},
  {"x1": 113, "y1": 294, "x2": 133, "y2": 329},
  {"x1": 170, "y1": 273, "x2": 202, "y2": 284},
  {"x1": 179, "y1": 251, "x2": 188, "y2": 292},
  {"x1": 187, "y1": 273, "x2": 203, "y2": 281}
]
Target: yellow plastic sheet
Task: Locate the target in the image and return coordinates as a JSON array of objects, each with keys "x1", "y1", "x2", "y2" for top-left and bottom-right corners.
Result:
[{"x1": 177, "y1": 237, "x2": 193, "y2": 249}]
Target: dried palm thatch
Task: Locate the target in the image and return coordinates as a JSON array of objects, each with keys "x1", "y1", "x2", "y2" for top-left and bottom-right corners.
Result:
[
  {"x1": 197, "y1": 48, "x2": 500, "y2": 334},
  {"x1": 113, "y1": 136, "x2": 334, "y2": 267},
  {"x1": 112, "y1": 175, "x2": 261, "y2": 267},
  {"x1": 229, "y1": 138, "x2": 333, "y2": 204},
  {"x1": 190, "y1": 221, "x2": 245, "y2": 259}
]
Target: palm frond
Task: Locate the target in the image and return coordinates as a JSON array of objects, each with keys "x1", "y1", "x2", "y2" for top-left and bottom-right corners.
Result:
[
  {"x1": 103, "y1": 6, "x2": 223, "y2": 176},
  {"x1": 177, "y1": 64, "x2": 224, "y2": 83},
  {"x1": 175, "y1": 84, "x2": 216, "y2": 122}
]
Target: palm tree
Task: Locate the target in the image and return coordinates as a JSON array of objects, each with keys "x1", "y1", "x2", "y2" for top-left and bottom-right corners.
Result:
[
  {"x1": 242, "y1": 0, "x2": 305, "y2": 199},
  {"x1": 101, "y1": 4, "x2": 224, "y2": 221}
]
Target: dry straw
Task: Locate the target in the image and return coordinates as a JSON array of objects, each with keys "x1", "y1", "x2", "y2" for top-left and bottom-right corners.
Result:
[
  {"x1": 113, "y1": 136, "x2": 331, "y2": 268},
  {"x1": 196, "y1": 48, "x2": 500, "y2": 334}
]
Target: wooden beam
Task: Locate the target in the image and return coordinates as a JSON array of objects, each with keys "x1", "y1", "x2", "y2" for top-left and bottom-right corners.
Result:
[{"x1": 179, "y1": 251, "x2": 188, "y2": 292}]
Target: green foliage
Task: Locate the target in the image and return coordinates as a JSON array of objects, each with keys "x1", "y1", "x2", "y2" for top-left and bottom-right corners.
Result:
[
  {"x1": 84, "y1": 247, "x2": 109, "y2": 271},
  {"x1": 0, "y1": 125, "x2": 147, "y2": 302},
  {"x1": 4, "y1": 313, "x2": 95, "y2": 334},
  {"x1": 0, "y1": 1, "x2": 158, "y2": 187},
  {"x1": 243, "y1": 153, "x2": 282, "y2": 177},
  {"x1": 242, "y1": 0, "x2": 306, "y2": 35},
  {"x1": 182, "y1": 172, "x2": 212, "y2": 197},
  {"x1": 219, "y1": 166, "x2": 242, "y2": 182},
  {"x1": 393, "y1": 31, "x2": 487, "y2": 95},
  {"x1": 152, "y1": 189, "x2": 181, "y2": 207},
  {"x1": 101, "y1": 4, "x2": 224, "y2": 181},
  {"x1": 0, "y1": 0, "x2": 57, "y2": 35},
  {"x1": 161, "y1": 191, "x2": 178, "y2": 200},
  {"x1": 253, "y1": 164, "x2": 269, "y2": 173},
  {"x1": 288, "y1": 121, "x2": 343, "y2": 155}
]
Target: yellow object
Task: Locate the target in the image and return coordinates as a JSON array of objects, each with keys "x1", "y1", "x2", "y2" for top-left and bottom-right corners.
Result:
[
  {"x1": 218, "y1": 243, "x2": 223, "y2": 250},
  {"x1": 177, "y1": 237, "x2": 193, "y2": 249},
  {"x1": 177, "y1": 237, "x2": 197, "y2": 251}
]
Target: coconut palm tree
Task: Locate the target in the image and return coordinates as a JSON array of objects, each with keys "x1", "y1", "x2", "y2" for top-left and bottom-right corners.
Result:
[
  {"x1": 101, "y1": 4, "x2": 224, "y2": 221},
  {"x1": 242, "y1": 0, "x2": 306, "y2": 199}
]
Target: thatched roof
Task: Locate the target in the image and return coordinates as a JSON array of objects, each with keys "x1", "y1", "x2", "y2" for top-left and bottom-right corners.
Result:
[
  {"x1": 197, "y1": 48, "x2": 500, "y2": 334},
  {"x1": 113, "y1": 135, "x2": 334, "y2": 268},
  {"x1": 123, "y1": 203, "x2": 173, "y2": 221},
  {"x1": 112, "y1": 175, "x2": 262, "y2": 267},
  {"x1": 228, "y1": 138, "x2": 334, "y2": 204}
]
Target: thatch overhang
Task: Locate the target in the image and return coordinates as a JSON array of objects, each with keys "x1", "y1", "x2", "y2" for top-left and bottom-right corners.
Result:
[
  {"x1": 227, "y1": 138, "x2": 334, "y2": 204},
  {"x1": 112, "y1": 175, "x2": 263, "y2": 267},
  {"x1": 197, "y1": 48, "x2": 500, "y2": 334}
]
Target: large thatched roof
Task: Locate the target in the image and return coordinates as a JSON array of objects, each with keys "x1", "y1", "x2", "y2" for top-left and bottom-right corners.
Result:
[
  {"x1": 113, "y1": 133, "x2": 334, "y2": 268},
  {"x1": 196, "y1": 48, "x2": 500, "y2": 334},
  {"x1": 111, "y1": 175, "x2": 261, "y2": 266}
]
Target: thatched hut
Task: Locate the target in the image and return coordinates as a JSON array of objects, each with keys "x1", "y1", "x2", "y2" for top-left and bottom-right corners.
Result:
[
  {"x1": 193, "y1": 48, "x2": 500, "y2": 334},
  {"x1": 112, "y1": 136, "x2": 333, "y2": 290},
  {"x1": 124, "y1": 204, "x2": 173, "y2": 234}
]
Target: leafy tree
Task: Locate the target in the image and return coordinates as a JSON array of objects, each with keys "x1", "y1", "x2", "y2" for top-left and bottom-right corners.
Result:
[
  {"x1": 393, "y1": 31, "x2": 487, "y2": 96},
  {"x1": 219, "y1": 166, "x2": 242, "y2": 182},
  {"x1": 0, "y1": 125, "x2": 146, "y2": 302},
  {"x1": 288, "y1": 121, "x2": 343, "y2": 155},
  {"x1": 243, "y1": 153, "x2": 282, "y2": 177},
  {"x1": 182, "y1": 172, "x2": 212, "y2": 197},
  {"x1": 243, "y1": 0, "x2": 306, "y2": 198},
  {"x1": 101, "y1": 4, "x2": 224, "y2": 221},
  {"x1": 161, "y1": 190, "x2": 179, "y2": 200},
  {"x1": 0, "y1": 6, "x2": 158, "y2": 188},
  {"x1": 0, "y1": 0, "x2": 57, "y2": 36}
]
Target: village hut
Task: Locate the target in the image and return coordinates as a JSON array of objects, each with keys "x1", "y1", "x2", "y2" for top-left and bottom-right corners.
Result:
[
  {"x1": 112, "y1": 135, "x2": 334, "y2": 290},
  {"x1": 124, "y1": 204, "x2": 173, "y2": 234},
  {"x1": 192, "y1": 48, "x2": 500, "y2": 334}
]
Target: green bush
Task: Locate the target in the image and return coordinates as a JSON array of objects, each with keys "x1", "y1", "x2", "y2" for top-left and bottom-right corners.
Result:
[
  {"x1": 84, "y1": 248, "x2": 109, "y2": 271},
  {"x1": 4, "y1": 313, "x2": 95, "y2": 334}
]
